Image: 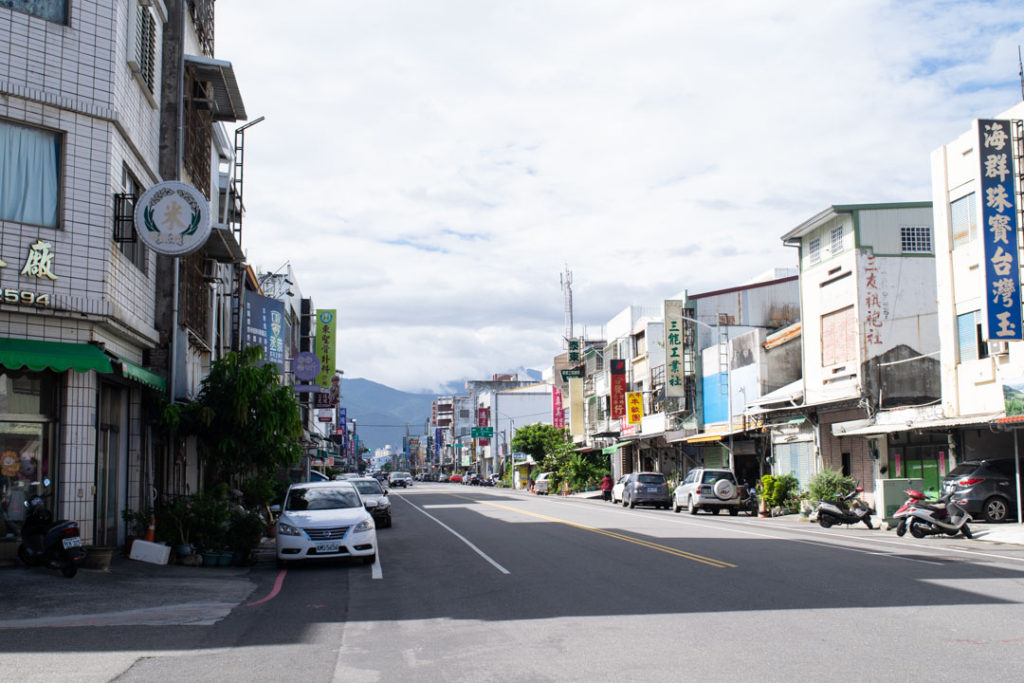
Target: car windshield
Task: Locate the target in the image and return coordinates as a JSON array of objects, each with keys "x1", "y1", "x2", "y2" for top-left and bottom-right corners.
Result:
[
  {"x1": 638, "y1": 474, "x2": 665, "y2": 484},
  {"x1": 701, "y1": 471, "x2": 735, "y2": 484},
  {"x1": 353, "y1": 481, "x2": 383, "y2": 495},
  {"x1": 286, "y1": 487, "x2": 361, "y2": 511}
]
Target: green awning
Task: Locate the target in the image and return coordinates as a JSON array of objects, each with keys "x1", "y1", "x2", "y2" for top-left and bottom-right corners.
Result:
[
  {"x1": 116, "y1": 357, "x2": 166, "y2": 392},
  {"x1": 601, "y1": 442, "x2": 630, "y2": 455},
  {"x1": 0, "y1": 338, "x2": 112, "y2": 374}
]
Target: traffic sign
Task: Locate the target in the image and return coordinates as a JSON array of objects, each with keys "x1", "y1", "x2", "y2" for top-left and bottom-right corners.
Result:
[
  {"x1": 471, "y1": 426, "x2": 494, "y2": 438},
  {"x1": 561, "y1": 368, "x2": 584, "y2": 381}
]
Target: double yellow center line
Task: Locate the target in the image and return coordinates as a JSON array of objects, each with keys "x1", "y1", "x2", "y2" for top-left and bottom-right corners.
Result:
[{"x1": 456, "y1": 495, "x2": 736, "y2": 569}]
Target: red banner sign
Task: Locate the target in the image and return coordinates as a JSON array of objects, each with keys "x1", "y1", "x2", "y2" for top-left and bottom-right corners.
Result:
[{"x1": 610, "y1": 359, "x2": 627, "y2": 420}]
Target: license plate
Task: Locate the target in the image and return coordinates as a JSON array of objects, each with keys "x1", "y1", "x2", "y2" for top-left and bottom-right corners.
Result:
[
  {"x1": 315, "y1": 541, "x2": 340, "y2": 553},
  {"x1": 62, "y1": 536, "x2": 83, "y2": 549}
]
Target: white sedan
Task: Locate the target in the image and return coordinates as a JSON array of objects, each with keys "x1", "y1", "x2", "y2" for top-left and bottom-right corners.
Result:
[
  {"x1": 275, "y1": 481, "x2": 377, "y2": 567},
  {"x1": 611, "y1": 474, "x2": 629, "y2": 504}
]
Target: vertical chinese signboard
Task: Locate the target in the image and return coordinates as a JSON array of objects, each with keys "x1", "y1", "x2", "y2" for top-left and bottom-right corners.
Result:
[
  {"x1": 477, "y1": 407, "x2": 490, "y2": 446},
  {"x1": 552, "y1": 385, "x2": 565, "y2": 429},
  {"x1": 626, "y1": 392, "x2": 643, "y2": 425},
  {"x1": 314, "y1": 310, "x2": 337, "y2": 389},
  {"x1": 568, "y1": 339, "x2": 581, "y2": 363},
  {"x1": 978, "y1": 119, "x2": 1022, "y2": 340},
  {"x1": 663, "y1": 300, "x2": 685, "y2": 397},
  {"x1": 244, "y1": 292, "x2": 287, "y2": 373},
  {"x1": 610, "y1": 359, "x2": 627, "y2": 419}
]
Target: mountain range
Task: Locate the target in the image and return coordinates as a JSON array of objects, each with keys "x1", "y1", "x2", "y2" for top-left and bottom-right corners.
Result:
[{"x1": 337, "y1": 368, "x2": 544, "y2": 451}]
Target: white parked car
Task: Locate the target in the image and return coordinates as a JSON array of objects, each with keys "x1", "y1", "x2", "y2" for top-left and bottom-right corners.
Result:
[
  {"x1": 672, "y1": 468, "x2": 741, "y2": 515},
  {"x1": 534, "y1": 472, "x2": 554, "y2": 494},
  {"x1": 275, "y1": 481, "x2": 377, "y2": 567},
  {"x1": 611, "y1": 474, "x2": 629, "y2": 504}
]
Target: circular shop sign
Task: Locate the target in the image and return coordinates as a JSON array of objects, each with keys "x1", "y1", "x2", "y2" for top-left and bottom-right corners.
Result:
[
  {"x1": 292, "y1": 351, "x2": 321, "y2": 382},
  {"x1": 318, "y1": 310, "x2": 335, "y2": 325},
  {"x1": 133, "y1": 181, "x2": 212, "y2": 256}
]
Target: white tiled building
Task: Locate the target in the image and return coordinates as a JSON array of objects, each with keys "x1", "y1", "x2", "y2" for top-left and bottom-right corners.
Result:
[{"x1": 0, "y1": 0, "x2": 250, "y2": 556}]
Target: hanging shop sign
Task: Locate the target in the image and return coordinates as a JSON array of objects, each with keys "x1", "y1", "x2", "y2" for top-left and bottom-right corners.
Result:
[
  {"x1": 610, "y1": 359, "x2": 627, "y2": 420},
  {"x1": 626, "y1": 392, "x2": 643, "y2": 425},
  {"x1": 314, "y1": 309, "x2": 337, "y2": 389},
  {"x1": 978, "y1": 119, "x2": 1022, "y2": 340},
  {"x1": 133, "y1": 181, "x2": 211, "y2": 256},
  {"x1": 663, "y1": 300, "x2": 685, "y2": 397}
]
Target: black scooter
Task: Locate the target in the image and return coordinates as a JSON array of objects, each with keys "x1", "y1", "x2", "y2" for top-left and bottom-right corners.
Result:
[
  {"x1": 815, "y1": 486, "x2": 874, "y2": 529},
  {"x1": 18, "y1": 485, "x2": 86, "y2": 578}
]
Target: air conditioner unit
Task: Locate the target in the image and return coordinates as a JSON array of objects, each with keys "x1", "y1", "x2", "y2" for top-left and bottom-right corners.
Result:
[{"x1": 988, "y1": 340, "x2": 1010, "y2": 356}]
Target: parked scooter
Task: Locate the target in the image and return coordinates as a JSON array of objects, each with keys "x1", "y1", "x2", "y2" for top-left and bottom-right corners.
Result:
[
  {"x1": 815, "y1": 486, "x2": 874, "y2": 529},
  {"x1": 739, "y1": 483, "x2": 759, "y2": 516},
  {"x1": 893, "y1": 488, "x2": 972, "y2": 539},
  {"x1": 17, "y1": 481, "x2": 86, "y2": 578}
]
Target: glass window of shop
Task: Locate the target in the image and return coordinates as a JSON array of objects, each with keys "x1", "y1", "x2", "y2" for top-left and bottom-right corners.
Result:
[{"x1": 0, "y1": 372, "x2": 57, "y2": 541}]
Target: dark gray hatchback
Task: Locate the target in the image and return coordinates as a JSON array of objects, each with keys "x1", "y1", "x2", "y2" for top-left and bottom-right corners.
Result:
[
  {"x1": 942, "y1": 459, "x2": 1022, "y2": 523},
  {"x1": 621, "y1": 472, "x2": 671, "y2": 509}
]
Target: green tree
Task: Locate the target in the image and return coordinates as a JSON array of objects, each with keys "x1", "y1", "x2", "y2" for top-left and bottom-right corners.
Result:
[
  {"x1": 175, "y1": 345, "x2": 304, "y2": 484},
  {"x1": 510, "y1": 423, "x2": 567, "y2": 463}
]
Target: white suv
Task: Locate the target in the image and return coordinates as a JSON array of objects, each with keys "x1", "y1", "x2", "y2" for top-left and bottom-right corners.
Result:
[{"x1": 672, "y1": 468, "x2": 741, "y2": 515}]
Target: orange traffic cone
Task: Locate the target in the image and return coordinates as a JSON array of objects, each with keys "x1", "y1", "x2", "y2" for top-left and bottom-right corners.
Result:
[{"x1": 144, "y1": 516, "x2": 156, "y2": 543}]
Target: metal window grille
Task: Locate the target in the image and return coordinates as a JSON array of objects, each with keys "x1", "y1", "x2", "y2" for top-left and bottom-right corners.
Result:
[
  {"x1": 809, "y1": 237, "x2": 821, "y2": 264},
  {"x1": 830, "y1": 225, "x2": 843, "y2": 254},
  {"x1": 113, "y1": 193, "x2": 137, "y2": 243},
  {"x1": 900, "y1": 226, "x2": 932, "y2": 253}
]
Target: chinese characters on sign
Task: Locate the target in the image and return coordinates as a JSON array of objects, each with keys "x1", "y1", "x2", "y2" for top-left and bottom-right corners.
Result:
[
  {"x1": 244, "y1": 292, "x2": 286, "y2": 373},
  {"x1": 861, "y1": 254, "x2": 886, "y2": 347},
  {"x1": 978, "y1": 119, "x2": 1022, "y2": 340},
  {"x1": 552, "y1": 386, "x2": 565, "y2": 429},
  {"x1": 477, "y1": 407, "x2": 490, "y2": 446},
  {"x1": 0, "y1": 240, "x2": 57, "y2": 307},
  {"x1": 314, "y1": 309, "x2": 337, "y2": 393},
  {"x1": 609, "y1": 359, "x2": 627, "y2": 420},
  {"x1": 568, "y1": 339, "x2": 581, "y2": 362},
  {"x1": 626, "y1": 392, "x2": 643, "y2": 425},
  {"x1": 663, "y1": 300, "x2": 685, "y2": 397}
]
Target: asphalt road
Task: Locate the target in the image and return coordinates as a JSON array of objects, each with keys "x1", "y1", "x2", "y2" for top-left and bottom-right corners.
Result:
[{"x1": 4, "y1": 483, "x2": 1024, "y2": 682}]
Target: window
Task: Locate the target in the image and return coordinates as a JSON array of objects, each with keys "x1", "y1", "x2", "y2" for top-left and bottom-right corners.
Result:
[
  {"x1": 0, "y1": 0, "x2": 67, "y2": 24},
  {"x1": 950, "y1": 194, "x2": 977, "y2": 248},
  {"x1": 808, "y1": 237, "x2": 821, "y2": 264},
  {"x1": 821, "y1": 306, "x2": 856, "y2": 366},
  {"x1": 116, "y1": 166, "x2": 148, "y2": 273},
  {"x1": 830, "y1": 225, "x2": 844, "y2": 255},
  {"x1": 0, "y1": 120, "x2": 60, "y2": 228},
  {"x1": 900, "y1": 226, "x2": 932, "y2": 253},
  {"x1": 956, "y1": 311, "x2": 988, "y2": 363},
  {"x1": 128, "y1": 2, "x2": 158, "y2": 96}
]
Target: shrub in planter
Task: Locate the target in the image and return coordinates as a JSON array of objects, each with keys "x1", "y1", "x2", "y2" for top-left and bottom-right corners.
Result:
[{"x1": 808, "y1": 469, "x2": 856, "y2": 502}]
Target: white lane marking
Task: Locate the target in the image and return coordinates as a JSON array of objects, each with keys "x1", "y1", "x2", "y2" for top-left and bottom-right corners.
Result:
[
  {"x1": 371, "y1": 548, "x2": 382, "y2": 580},
  {"x1": 399, "y1": 495, "x2": 511, "y2": 575}
]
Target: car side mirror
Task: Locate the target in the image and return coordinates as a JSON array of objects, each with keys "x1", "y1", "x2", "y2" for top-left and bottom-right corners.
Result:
[
  {"x1": 270, "y1": 504, "x2": 281, "y2": 514},
  {"x1": 365, "y1": 500, "x2": 377, "y2": 508}
]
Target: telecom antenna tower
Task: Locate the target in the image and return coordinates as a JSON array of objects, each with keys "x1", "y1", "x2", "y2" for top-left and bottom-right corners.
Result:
[{"x1": 560, "y1": 266, "x2": 574, "y2": 348}]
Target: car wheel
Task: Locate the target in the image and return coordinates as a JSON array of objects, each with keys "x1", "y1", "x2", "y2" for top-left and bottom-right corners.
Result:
[
  {"x1": 688, "y1": 497, "x2": 697, "y2": 515},
  {"x1": 629, "y1": 497, "x2": 636, "y2": 509},
  {"x1": 710, "y1": 508, "x2": 720, "y2": 515},
  {"x1": 729, "y1": 508, "x2": 739, "y2": 517},
  {"x1": 672, "y1": 496, "x2": 681, "y2": 513},
  {"x1": 621, "y1": 496, "x2": 628, "y2": 507},
  {"x1": 384, "y1": 515, "x2": 392, "y2": 528},
  {"x1": 983, "y1": 496, "x2": 1009, "y2": 523}
]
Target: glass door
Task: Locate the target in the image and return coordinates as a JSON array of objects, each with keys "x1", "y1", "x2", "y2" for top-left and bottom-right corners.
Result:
[{"x1": 95, "y1": 385, "x2": 123, "y2": 546}]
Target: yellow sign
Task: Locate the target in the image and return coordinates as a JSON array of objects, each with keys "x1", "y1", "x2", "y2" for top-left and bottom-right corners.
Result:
[{"x1": 626, "y1": 392, "x2": 643, "y2": 425}]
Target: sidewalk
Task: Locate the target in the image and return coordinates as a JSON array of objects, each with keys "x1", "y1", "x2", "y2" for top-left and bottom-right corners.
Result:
[{"x1": 0, "y1": 542, "x2": 274, "y2": 629}]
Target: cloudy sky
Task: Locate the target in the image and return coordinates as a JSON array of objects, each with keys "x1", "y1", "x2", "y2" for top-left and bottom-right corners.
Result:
[{"x1": 215, "y1": 0, "x2": 1024, "y2": 393}]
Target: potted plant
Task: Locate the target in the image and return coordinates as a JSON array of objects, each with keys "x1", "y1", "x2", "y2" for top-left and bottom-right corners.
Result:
[
  {"x1": 120, "y1": 506, "x2": 152, "y2": 555},
  {"x1": 227, "y1": 509, "x2": 266, "y2": 565}
]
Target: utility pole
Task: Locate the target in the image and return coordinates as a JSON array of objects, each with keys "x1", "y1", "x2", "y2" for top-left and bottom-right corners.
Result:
[{"x1": 561, "y1": 266, "x2": 573, "y2": 347}]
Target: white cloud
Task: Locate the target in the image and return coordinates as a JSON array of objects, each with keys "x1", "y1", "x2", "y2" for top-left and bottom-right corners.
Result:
[{"x1": 216, "y1": 0, "x2": 1024, "y2": 390}]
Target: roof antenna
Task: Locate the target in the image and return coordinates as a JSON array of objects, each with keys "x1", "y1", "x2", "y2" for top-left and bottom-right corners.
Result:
[{"x1": 1019, "y1": 46, "x2": 1024, "y2": 102}]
